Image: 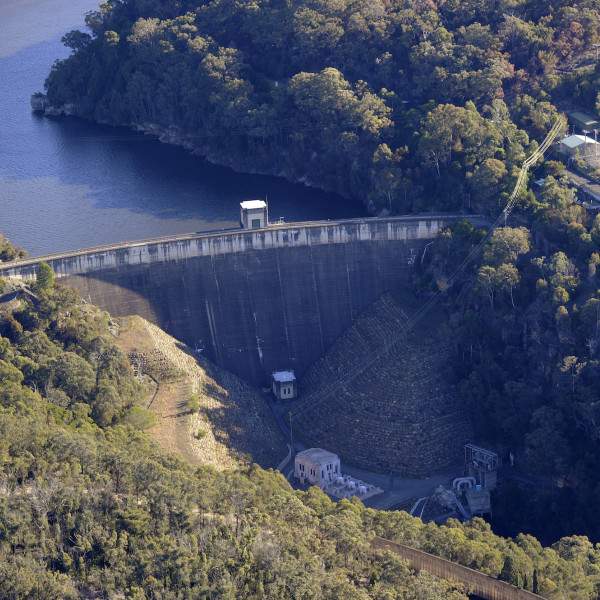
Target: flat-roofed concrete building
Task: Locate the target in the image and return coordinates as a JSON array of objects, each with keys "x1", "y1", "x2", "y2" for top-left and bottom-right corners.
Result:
[
  {"x1": 271, "y1": 370, "x2": 297, "y2": 400},
  {"x1": 294, "y1": 448, "x2": 340, "y2": 486},
  {"x1": 568, "y1": 110, "x2": 600, "y2": 132},
  {"x1": 240, "y1": 200, "x2": 268, "y2": 229}
]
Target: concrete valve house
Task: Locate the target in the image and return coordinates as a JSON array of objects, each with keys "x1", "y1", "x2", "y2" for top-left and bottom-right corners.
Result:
[
  {"x1": 240, "y1": 200, "x2": 268, "y2": 229},
  {"x1": 271, "y1": 370, "x2": 297, "y2": 401}
]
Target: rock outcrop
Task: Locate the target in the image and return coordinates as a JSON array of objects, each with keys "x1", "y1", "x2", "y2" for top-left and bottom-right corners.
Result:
[{"x1": 30, "y1": 94, "x2": 78, "y2": 116}]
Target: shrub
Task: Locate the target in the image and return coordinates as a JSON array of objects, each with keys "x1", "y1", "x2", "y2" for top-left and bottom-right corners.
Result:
[{"x1": 187, "y1": 393, "x2": 200, "y2": 413}]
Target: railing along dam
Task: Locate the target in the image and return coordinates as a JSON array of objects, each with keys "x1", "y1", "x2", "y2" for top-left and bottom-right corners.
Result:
[{"x1": 1, "y1": 215, "x2": 478, "y2": 385}]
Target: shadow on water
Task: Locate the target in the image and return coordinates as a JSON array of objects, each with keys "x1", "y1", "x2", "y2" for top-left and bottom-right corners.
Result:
[{"x1": 35, "y1": 114, "x2": 366, "y2": 223}]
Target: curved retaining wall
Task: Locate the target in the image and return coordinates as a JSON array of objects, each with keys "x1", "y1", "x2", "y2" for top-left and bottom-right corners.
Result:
[
  {"x1": 371, "y1": 537, "x2": 544, "y2": 600},
  {"x1": 1, "y1": 216, "x2": 471, "y2": 385}
]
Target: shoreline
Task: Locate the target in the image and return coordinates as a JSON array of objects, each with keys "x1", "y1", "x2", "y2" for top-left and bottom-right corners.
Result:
[{"x1": 30, "y1": 94, "x2": 380, "y2": 216}]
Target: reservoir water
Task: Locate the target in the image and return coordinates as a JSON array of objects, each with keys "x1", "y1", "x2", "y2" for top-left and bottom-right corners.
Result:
[{"x1": 0, "y1": 0, "x2": 366, "y2": 257}]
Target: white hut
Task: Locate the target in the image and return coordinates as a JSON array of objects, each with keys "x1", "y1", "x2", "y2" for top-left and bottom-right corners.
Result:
[
  {"x1": 271, "y1": 370, "x2": 297, "y2": 401},
  {"x1": 240, "y1": 200, "x2": 268, "y2": 229},
  {"x1": 559, "y1": 134, "x2": 599, "y2": 158}
]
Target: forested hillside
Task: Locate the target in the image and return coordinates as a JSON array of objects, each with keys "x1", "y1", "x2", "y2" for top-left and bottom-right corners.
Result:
[
  {"x1": 0, "y1": 262, "x2": 599, "y2": 599},
  {"x1": 43, "y1": 0, "x2": 600, "y2": 213},
  {"x1": 36, "y1": 0, "x2": 600, "y2": 559},
  {"x1": 418, "y1": 210, "x2": 600, "y2": 543}
]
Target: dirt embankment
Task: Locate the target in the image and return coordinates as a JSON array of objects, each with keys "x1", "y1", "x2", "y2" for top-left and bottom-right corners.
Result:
[{"x1": 115, "y1": 316, "x2": 286, "y2": 471}]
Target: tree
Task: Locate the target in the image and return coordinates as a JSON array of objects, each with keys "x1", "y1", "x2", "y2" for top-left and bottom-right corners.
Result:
[
  {"x1": 482, "y1": 227, "x2": 530, "y2": 267},
  {"x1": 0, "y1": 236, "x2": 28, "y2": 262},
  {"x1": 127, "y1": 18, "x2": 161, "y2": 49},
  {"x1": 0, "y1": 359, "x2": 24, "y2": 384},
  {"x1": 418, "y1": 104, "x2": 468, "y2": 178},
  {"x1": 35, "y1": 262, "x2": 55, "y2": 292},
  {"x1": 477, "y1": 266, "x2": 497, "y2": 310},
  {"x1": 495, "y1": 263, "x2": 520, "y2": 308},
  {"x1": 499, "y1": 555, "x2": 519, "y2": 586},
  {"x1": 320, "y1": 501, "x2": 369, "y2": 567},
  {"x1": 50, "y1": 352, "x2": 96, "y2": 402},
  {"x1": 61, "y1": 30, "x2": 92, "y2": 53},
  {"x1": 92, "y1": 382, "x2": 123, "y2": 426},
  {"x1": 525, "y1": 407, "x2": 570, "y2": 476},
  {"x1": 370, "y1": 144, "x2": 405, "y2": 212},
  {"x1": 469, "y1": 158, "x2": 508, "y2": 212},
  {"x1": 538, "y1": 176, "x2": 576, "y2": 214}
]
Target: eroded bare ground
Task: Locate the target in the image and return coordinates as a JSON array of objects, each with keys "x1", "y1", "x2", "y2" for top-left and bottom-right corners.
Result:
[{"x1": 115, "y1": 316, "x2": 286, "y2": 471}]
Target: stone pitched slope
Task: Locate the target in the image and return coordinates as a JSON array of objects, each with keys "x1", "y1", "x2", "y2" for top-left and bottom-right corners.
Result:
[
  {"x1": 293, "y1": 292, "x2": 473, "y2": 477},
  {"x1": 116, "y1": 316, "x2": 286, "y2": 471}
]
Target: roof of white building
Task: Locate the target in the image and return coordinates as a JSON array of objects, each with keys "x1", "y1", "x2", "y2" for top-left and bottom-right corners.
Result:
[
  {"x1": 296, "y1": 448, "x2": 339, "y2": 465},
  {"x1": 561, "y1": 134, "x2": 598, "y2": 149},
  {"x1": 240, "y1": 200, "x2": 267, "y2": 210},
  {"x1": 272, "y1": 370, "x2": 296, "y2": 382}
]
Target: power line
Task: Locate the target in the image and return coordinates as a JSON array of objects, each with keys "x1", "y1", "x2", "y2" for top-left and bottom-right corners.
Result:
[{"x1": 289, "y1": 115, "x2": 565, "y2": 420}]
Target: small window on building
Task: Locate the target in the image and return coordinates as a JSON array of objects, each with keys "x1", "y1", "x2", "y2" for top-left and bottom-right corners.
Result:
[{"x1": 251, "y1": 218, "x2": 261, "y2": 228}]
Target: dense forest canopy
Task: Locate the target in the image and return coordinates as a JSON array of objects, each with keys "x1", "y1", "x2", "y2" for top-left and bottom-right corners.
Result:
[
  {"x1": 0, "y1": 259, "x2": 599, "y2": 599},
  {"x1": 44, "y1": 0, "x2": 600, "y2": 214}
]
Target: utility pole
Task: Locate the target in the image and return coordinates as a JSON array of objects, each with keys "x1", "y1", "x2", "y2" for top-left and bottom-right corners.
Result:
[
  {"x1": 583, "y1": 129, "x2": 589, "y2": 164},
  {"x1": 595, "y1": 129, "x2": 598, "y2": 156},
  {"x1": 421, "y1": 240, "x2": 434, "y2": 263},
  {"x1": 289, "y1": 412, "x2": 294, "y2": 455}
]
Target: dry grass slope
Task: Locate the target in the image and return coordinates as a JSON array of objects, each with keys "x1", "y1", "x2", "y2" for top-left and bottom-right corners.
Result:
[{"x1": 116, "y1": 316, "x2": 286, "y2": 471}]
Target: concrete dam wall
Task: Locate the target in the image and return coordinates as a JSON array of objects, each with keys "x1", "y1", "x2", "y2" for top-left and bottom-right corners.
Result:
[{"x1": 1, "y1": 216, "x2": 467, "y2": 385}]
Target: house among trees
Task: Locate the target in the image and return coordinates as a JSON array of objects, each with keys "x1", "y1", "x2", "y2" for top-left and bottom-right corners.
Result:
[
  {"x1": 567, "y1": 110, "x2": 600, "y2": 133},
  {"x1": 271, "y1": 370, "x2": 297, "y2": 400},
  {"x1": 559, "y1": 134, "x2": 600, "y2": 158},
  {"x1": 294, "y1": 448, "x2": 340, "y2": 486},
  {"x1": 240, "y1": 200, "x2": 268, "y2": 229}
]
